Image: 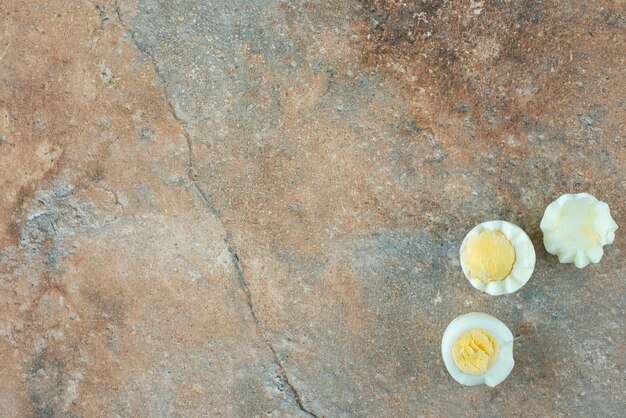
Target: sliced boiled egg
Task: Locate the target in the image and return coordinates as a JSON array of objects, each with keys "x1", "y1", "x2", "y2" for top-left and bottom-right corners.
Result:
[
  {"x1": 460, "y1": 220, "x2": 535, "y2": 295},
  {"x1": 540, "y1": 193, "x2": 618, "y2": 268},
  {"x1": 441, "y1": 312, "x2": 514, "y2": 387}
]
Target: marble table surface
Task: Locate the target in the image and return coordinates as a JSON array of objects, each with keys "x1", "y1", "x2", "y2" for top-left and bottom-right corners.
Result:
[{"x1": 1, "y1": 1, "x2": 624, "y2": 416}]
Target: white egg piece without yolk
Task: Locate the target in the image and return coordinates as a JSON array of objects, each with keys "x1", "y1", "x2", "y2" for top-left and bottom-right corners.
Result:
[
  {"x1": 441, "y1": 312, "x2": 514, "y2": 387},
  {"x1": 460, "y1": 220, "x2": 536, "y2": 296},
  {"x1": 540, "y1": 193, "x2": 618, "y2": 268}
]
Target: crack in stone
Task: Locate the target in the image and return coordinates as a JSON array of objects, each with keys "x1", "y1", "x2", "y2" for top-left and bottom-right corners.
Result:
[
  {"x1": 112, "y1": 3, "x2": 318, "y2": 417},
  {"x1": 92, "y1": 183, "x2": 124, "y2": 209}
]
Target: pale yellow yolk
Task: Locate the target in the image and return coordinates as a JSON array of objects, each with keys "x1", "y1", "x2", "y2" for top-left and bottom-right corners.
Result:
[
  {"x1": 452, "y1": 328, "x2": 499, "y2": 375},
  {"x1": 462, "y1": 230, "x2": 516, "y2": 283}
]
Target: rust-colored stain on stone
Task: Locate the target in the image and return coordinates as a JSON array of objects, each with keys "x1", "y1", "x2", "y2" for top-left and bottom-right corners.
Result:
[
  {"x1": 1, "y1": 0, "x2": 624, "y2": 416},
  {"x1": 359, "y1": 0, "x2": 624, "y2": 137}
]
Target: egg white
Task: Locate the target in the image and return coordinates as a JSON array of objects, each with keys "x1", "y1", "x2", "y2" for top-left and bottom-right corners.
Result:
[
  {"x1": 540, "y1": 193, "x2": 618, "y2": 268},
  {"x1": 460, "y1": 220, "x2": 535, "y2": 296},
  {"x1": 441, "y1": 312, "x2": 514, "y2": 387}
]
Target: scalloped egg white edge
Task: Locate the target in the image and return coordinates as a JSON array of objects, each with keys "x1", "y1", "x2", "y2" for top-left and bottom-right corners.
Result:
[
  {"x1": 459, "y1": 220, "x2": 536, "y2": 296},
  {"x1": 540, "y1": 193, "x2": 618, "y2": 269},
  {"x1": 441, "y1": 312, "x2": 514, "y2": 387}
]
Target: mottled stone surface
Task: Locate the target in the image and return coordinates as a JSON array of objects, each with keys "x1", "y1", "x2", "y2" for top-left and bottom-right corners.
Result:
[{"x1": 0, "y1": 0, "x2": 624, "y2": 417}]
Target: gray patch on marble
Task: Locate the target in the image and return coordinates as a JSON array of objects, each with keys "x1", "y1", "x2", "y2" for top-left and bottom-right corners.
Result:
[
  {"x1": 128, "y1": 0, "x2": 291, "y2": 131},
  {"x1": 354, "y1": 229, "x2": 456, "y2": 308},
  {"x1": 18, "y1": 182, "x2": 95, "y2": 268},
  {"x1": 29, "y1": 353, "x2": 68, "y2": 418},
  {"x1": 127, "y1": 0, "x2": 367, "y2": 137}
]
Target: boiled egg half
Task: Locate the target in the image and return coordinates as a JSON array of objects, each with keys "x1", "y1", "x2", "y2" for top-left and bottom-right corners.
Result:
[
  {"x1": 460, "y1": 220, "x2": 535, "y2": 295},
  {"x1": 540, "y1": 193, "x2": 618, "y2": 268},
  {"x1": 441, "y1": 312, "x2": 514, "y2": 387}
]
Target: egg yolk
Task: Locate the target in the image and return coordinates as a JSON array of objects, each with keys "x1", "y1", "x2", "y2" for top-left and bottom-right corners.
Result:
[
  {"x1": 462, "y1": 229, "x2": 516, "y2": 283},
  {"x1": 452, "y1": 328, "x2": 499, "y2": 375}
]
